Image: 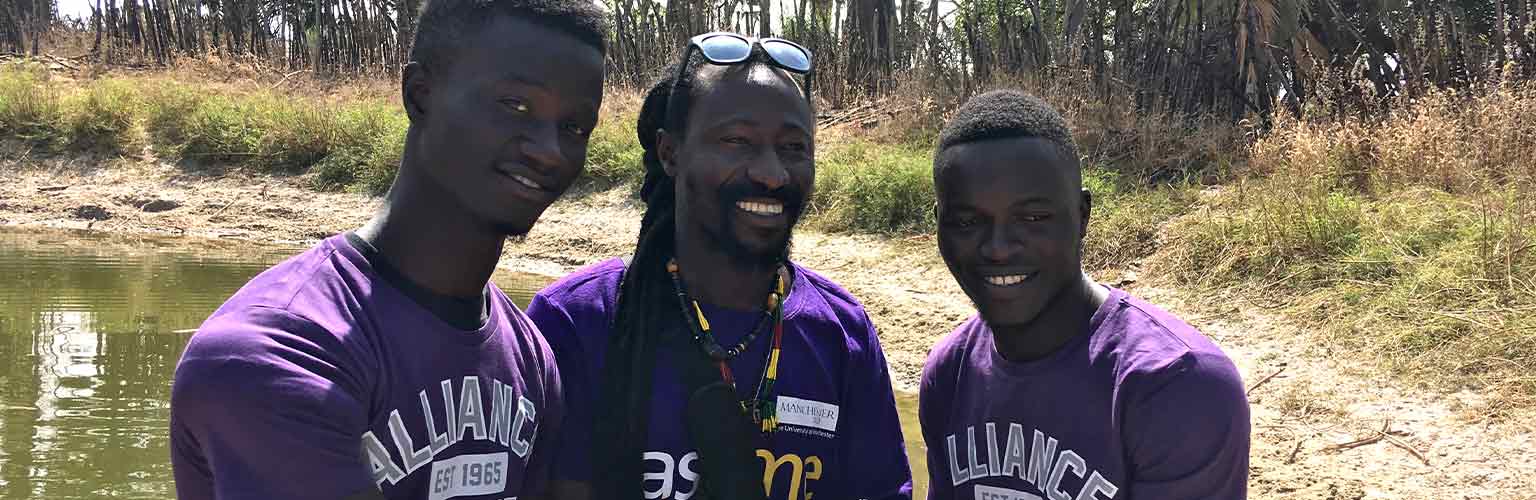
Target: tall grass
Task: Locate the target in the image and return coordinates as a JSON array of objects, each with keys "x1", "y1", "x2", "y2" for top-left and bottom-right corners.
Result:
[
  {"x1": 812, "y1": 140, "x2": 936, "y2": 234},
  {"x1": 853, "y1": 69, "x2": 1250, "y2": 185},
  {"x1": 0, "y1": 64, "x2": 65, "y2": 148},
  {"x1": 0, "y1": 63, "x2": 656, "y2": 196},
  {"x1": 1155, "y1": 84, "x2": 1536, "y2": 401}
]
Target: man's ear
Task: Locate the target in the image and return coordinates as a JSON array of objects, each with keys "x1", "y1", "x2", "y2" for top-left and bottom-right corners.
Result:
[
  {"x1": 1079, "y1": 187, "x2": 1093, "y2": 239},
  {"x1": 402, "y1": 62, "x2": 431, "y2": 123},
  {"x1": 657, "y1": 129, "x2": 679, "y2": 177}
]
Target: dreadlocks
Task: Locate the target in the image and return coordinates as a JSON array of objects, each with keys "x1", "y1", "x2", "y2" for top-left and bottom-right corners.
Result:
[{"x1": 590, "y1": 51, "x2": 700, "y2": 500}]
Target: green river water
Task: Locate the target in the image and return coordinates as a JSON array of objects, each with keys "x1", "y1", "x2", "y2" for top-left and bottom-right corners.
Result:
[{"x1": 0, "y1": 227, "x2": 928, "y2": 499}]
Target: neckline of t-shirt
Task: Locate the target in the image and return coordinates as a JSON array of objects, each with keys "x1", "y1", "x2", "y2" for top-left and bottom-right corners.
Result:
[
  {"x1": 614, "y1": 257, "x2": 809, "y2": 324},
  {"x1": 982, "y1": 285, "x2": 1127, "y2": 376},
  {"x1": 331, "y1": 233, "x2": 502, "y2": 345}
]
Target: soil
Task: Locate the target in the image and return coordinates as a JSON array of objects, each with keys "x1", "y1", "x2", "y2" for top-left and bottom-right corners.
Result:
[{"x1": 2, "y1": 154, "x2": 1532, "y2": 499}]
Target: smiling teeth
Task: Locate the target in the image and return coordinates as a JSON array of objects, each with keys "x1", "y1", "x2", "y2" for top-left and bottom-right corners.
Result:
[
  {"x1": 511, "y1": 174, "x2": 543, "y2": 191},
  {"x1": 984, "y1": 274, "x2": 1031, "y2": 286},
  {"x1": 737, "y1": 201, "x2": 784, "y2": 216}
]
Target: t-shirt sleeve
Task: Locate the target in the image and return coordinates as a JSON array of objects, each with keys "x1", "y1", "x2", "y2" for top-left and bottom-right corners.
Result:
[
  {"x1": 520, "y1": 326, "x2": 566, "y2": 496},
  {"x1": 1124, "y1": 351, "x2": 1251, "y2": 499},
  {"x1": 169, "y1": 307, "x2": 377, "y2": 500},
  {"x1": 918, "y1": 343, "x2": 954, "y2": 500},
  {"x1": 840, "y1": 311, "x2": 915, "y2": 500},
  {"x1": 524, "y1": 291, "x2": 593, "y2": 483}
]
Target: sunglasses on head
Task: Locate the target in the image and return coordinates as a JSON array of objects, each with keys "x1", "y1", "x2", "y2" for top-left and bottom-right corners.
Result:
[{"x1": 675, "y1": 32, "x2": 815, "y2": 101}]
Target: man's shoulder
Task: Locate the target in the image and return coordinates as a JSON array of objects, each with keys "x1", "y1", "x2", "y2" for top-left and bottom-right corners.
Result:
[
  {"x1": 788, "y1": 262, "x2": 864, "y2": 311},
  {"x1": 532, "y1": 257, "x2": 626, "y2": 308},
  {"x1": 921, "y1": 316, "x2": 984, "y2": 386},
  {"x1": 1096, "y1": 289, "x2": 1242, "y2": 394},
  {"x1": 209, "y1": 236, "x2": 357, "y2": 319},
  {"x1": 931, "y1": 315, "x2": 984, "y2": 360},
  {"x1": 180, "y1": 237, "x2": 368, "y2": 376},
  {"x1": 784, "y1": 263, "x2": 882, "y2": 346}
]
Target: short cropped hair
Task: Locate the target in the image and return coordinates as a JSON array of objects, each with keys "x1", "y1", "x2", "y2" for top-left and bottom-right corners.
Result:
[
  {"x1": 936, "y1": 89, "x2": 1078, "y2": 166},
  {"x1": 409, "y1": 0, "x2": 608, "y2": 74}
]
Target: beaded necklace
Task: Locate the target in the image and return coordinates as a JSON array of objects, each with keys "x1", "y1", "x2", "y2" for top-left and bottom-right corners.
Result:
[{"x1": 667, "y1": 259, "x2": 787, "y2": 433}]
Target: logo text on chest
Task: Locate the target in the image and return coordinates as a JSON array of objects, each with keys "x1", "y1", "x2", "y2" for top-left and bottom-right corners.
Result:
[
  {"x1": 946, "y1": 422, "x2": 1119, "y2": 500},
  {"x1": 361, "y1": 376, "x2": 539, "y2": 487},
  {"x1": 642, "y1": 449, "x2": 822, "y2": 500},
  {"x1": 776, "y1": 396, "x2": 840, "y2": 433}
]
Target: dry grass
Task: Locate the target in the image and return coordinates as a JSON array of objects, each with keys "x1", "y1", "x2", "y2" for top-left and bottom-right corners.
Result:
[
  {"x1": 845, "y1": 69, "x2": 1250, "y2": 186},
  {"x1": 1156, "y1": 82, "x2": 1536, "y2": 401}
]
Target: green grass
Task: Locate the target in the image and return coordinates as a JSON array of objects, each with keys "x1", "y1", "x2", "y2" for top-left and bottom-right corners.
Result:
[
  {"x1": 64, "y1": 79, "x2": 140, "y2": 153},
  {"x1": 0, "y1": 63, "x2": 65, "y2": 149},
  {"x1": 811, "y1": 140, "x2": 936, "y2": 234},
  {"x1": 1, "y1": 65, "x2": 411, "y2": 194},
  {"x1": 1153, "y1": 177, "x2": 1536, "y2": 400},
  {"x1": 583, "y1": 111, "x2": 645, "y2": 187}
]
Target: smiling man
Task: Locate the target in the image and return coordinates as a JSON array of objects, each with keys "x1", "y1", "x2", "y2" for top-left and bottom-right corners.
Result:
[
  {"x1": 527, "y1": 41, "x2": 911, "y2": 500},
  {"x1": 168, "y1": 1, "x2": 607, "y2": 499},
  {"x1": 919, "y1": 90, "x2": 1251, "y2": 500}
]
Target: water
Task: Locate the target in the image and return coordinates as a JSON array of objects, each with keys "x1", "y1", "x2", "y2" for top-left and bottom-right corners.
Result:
[{"x1": 0, "y1": 227, "x2": 928, "y2": 499}]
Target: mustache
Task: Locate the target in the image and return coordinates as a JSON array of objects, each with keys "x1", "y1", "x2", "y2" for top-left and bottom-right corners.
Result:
[{"x1": 717, "y1": 181, "x2": 807, "y2": 214}]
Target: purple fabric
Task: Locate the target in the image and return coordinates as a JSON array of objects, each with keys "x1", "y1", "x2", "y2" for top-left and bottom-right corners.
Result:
[
  {"x1": 527, "y1": 257, "x2": 913, "y2": 500},
  {"x1": 920, "y1": 287, "x2": 1250, "y2": 500},
  {"x1": 170, "y1": 235, "x2": 563, "y2": 500}
]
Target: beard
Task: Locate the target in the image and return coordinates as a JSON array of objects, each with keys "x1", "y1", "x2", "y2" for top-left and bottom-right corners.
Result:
[{"x1": 710, "y1": 179, "x2": 806, "y2": 268}]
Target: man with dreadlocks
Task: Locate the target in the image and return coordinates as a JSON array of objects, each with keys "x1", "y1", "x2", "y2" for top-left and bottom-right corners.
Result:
[
  {"x1": 919, "y1": 90, "x2": 1250, "y2": 500},
  {"x1": 528, "y1": 34, "x2": 913, "y2": 500}
]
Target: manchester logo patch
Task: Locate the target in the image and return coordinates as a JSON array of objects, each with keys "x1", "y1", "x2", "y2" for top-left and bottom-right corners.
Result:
[{"x1": 776, "y1": 396, "x2": 839, "y2": 433}]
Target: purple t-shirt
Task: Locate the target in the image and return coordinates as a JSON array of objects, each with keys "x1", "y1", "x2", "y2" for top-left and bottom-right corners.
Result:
[
  {"x1": 170, "y1": 235, "x2": 562, "y2": 500},
  {"x1": 527, "y1": 258, "x2": 913, "y2": 500},
  {"x1": 919, "y1": 287, "x2": 1249, "y2": 500}
]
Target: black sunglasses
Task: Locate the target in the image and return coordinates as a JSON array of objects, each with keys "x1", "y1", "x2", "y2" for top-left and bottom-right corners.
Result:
[{"x1": 674, "y1": 32, "x2": 814, "y2": 101}]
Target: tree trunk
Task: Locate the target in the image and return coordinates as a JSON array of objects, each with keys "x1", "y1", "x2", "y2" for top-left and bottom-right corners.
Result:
[
  {"x1": 1024, "y1": 0, "x2": 1051, "y2": 69},
  {"x1": 761, "y1": 0, "x2": 773, "y2": 35},
  {"x1": 1496, "y1": 0, "x2": 1509, "y2": 70}
]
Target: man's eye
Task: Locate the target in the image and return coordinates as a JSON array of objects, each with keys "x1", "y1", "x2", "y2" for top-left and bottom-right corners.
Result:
[
  {"x1": 722, "y1": 136, "x2": 750, "y2": 145},
  {"x1": 501, "y1": 98, "x2": 530, "y2": 114},
  {"x1": 564, "y1": 123, "x2": 592, "y2": 137},
  {"x1": 1021, "y1": 213, "x2": 1051, "y2": 222},
  {"x1": 946, "y1": 216, "x2": 979, "y2": 228},
  {"x1": 780, "y1": 142, "x2": 807, "y2": 152}
]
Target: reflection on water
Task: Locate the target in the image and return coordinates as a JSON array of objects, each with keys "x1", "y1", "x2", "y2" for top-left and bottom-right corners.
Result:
[{"x1": 0, "y1": 227, "x2": 928, "y2": 499}]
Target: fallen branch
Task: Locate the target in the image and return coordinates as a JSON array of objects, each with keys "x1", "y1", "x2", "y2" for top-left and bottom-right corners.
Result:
[
  {"x1": 1381, "y1": 432, "x2": 1431, "y2": 466},
  {"x1": 1324, "y1": 418, "x2": 1392, "y2": 453},
  {"x1": 1285, "y1": 436, "x2": 1307, "y2": 464},
  {"x1": 270, "y1": 70, "x2": 311, "y2": 89},
  {"x1": 44, "y1": 55, "x2": 79, "y2": 71},
  {"x1": 1324, "y1": 432, "x2": 1384, "y2": 452},
  {"x1": 209, "y1": 199, "x2": 238, "y2": 220},
  {"x1": 1246, "y1": 365, "x2": 1287, "y2": 395},
  {"x1": 1321, "y1": 419, "x2": 1430, "y2": 466},
  {"x1": 37, "y1": 185, "x2": 70, "y2": 192}
]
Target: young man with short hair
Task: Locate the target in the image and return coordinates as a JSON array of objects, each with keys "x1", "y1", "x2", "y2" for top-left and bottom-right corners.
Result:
[
  {"x1": 920, "y1": 90, "x2": 1250, "y2": 500},
  {"x1": 169, "y1": 1, "x2": 608, "y2": 498}
]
